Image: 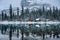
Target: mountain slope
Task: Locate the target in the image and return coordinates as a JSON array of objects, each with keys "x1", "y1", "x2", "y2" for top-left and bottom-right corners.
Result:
[{"x1": 21, "y1": 0, "x2": 52, "y2": 10}]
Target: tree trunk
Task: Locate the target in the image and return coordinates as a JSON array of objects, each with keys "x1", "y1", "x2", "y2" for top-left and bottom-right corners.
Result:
[
  {"x1": 17, "y1": 29, "x2": 19, "y2": 38},
  {"x1": 9, "y1": 26, "x2": 12, "y2": 40}
]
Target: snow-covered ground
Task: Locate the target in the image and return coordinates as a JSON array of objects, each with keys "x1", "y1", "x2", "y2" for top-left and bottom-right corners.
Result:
[
  {"x1": 0, "y1": 33, "x2": 42, "y2": 40},
  {"x1": 0, "y1": 21, "x2": 60, "y2": 25},
  {"x1": 0, "y1": 32, "x2": 60, "y2": 40},
  {"x1": 45, "y1": 38, "x2": 60, "y2": 40},
  {"x1": 44, "y1": 34, "x2": 60, "y2": 40},
  {"x1": 0, "y1": 33, "x2": 20, "y2": 40}
]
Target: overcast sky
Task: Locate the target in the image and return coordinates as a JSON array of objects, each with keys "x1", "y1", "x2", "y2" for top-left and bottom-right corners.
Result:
[
  {"x1": 0, "y1": 0, "x2": 60, "y2": 10},
  {"x1": 0, "y1": 0, "x2": 21, "y2": 10}
]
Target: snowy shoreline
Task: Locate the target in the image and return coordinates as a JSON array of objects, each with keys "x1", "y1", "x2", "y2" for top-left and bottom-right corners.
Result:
[{"x1": 0, "y1": 21, "x2": 60, "y2": 25}]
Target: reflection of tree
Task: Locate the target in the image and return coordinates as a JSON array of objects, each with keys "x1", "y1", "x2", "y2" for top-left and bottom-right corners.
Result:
[{"x1": 9, "y1": 4, "x2": 13, "y2": 40}]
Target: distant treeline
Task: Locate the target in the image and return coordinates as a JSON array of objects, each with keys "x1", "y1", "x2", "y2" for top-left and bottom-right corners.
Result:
[{"x1": 1, "y1": 4, "x2": 60, "y2": 21}]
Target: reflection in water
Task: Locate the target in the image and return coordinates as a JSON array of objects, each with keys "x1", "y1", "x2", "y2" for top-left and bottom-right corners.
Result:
[{"x1": 0, "y1": 22, "x2": 60, "y2": 40}]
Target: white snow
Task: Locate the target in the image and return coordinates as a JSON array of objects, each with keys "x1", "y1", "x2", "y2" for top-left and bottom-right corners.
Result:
[
  {"x1": 0, "y1": 21, "x2": 60, "y2": 25},
  {"x1": 0, "y1": 32, "x2": 43, "y2": 40}
]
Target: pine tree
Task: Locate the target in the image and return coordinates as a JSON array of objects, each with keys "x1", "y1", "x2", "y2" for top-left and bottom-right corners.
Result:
[
  {"x1": 9, "y1": 25, "x2": 12, "y2": 40},
  {"x1": 49, "y1": 7, "x2": 52, "y2": 19},
  {"x1": 17, "y1": 7, "x2": 19, "y2": 21},
  {"x1": 43, "y1": 5, "x2": 45, "y2": 13},
  {"x1": 1, "y1": 11, "x2": 4, "y2": 34},
  {"x1": 53, "y1": 6, "x2": 56, "y2": 20},
  {"x1": 21, "y1": 6, "x2": 24, "y2": 18},
  {"x1": 20, "y1": 5, "x2": 24, "y2": 21},
  {"x1": 4, "y1": 25, "x2": 7, "y2": 33},
  {"x1": 42, "y1": 5, "x2": 45, "y2": 39},
  {"x1": 55, "y1": 7, "x2": 59, "y2": 20},
  {"x1": 12, "y1": 12, "x2": 15, "y2": 20},
  {"x1": 9, "y1": 4, "x2": 13, "y2": 40},
  {"x1": 38, "y1": 9, "x2": 42, "y2": 16},
  {"x1": 1, "y1": 11, "x2": 4, "y2": 21},
  {"x1": 4, "y1": 13, "x2": 7, "y2": 20},
  {"x1": 17, "y1": 7, "x2": 19, "y2": 16},
  {"x1": 17, "y1": 28, "x2": 19, "y2": 38},
  {"x1": 21, "y1": 6, "x2": 24, "y2": 40},
  {"x1": 58, "y1": 9, "x2": 60, "y2": 20},
  {"x1": 9, "y1": 4, "x2": 12, "y2": 21},
  {"x1": 1, "y1": 25, "x2": 3, "y2": 34},
  {"x1": 25, "y1": 8, "x2": 29, "y2": 14}
]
